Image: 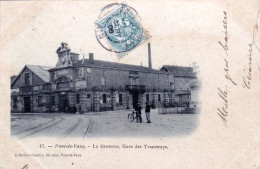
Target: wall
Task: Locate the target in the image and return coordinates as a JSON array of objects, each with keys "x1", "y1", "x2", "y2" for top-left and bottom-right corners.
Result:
[
  {"x1": 190, "y1": 85, "x2": 201, "y2": 108},
  {"x1": 174, "y1": 77, "x2": 195, "y2": 91}
]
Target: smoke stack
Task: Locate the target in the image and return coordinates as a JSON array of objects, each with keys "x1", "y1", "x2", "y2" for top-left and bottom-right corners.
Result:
[
  {"x1": 148, "y1": 43, "x2": 152, "y2": 68},
  {"x1": 89, "y1": 53, "x2": 94, "y2": 64}
]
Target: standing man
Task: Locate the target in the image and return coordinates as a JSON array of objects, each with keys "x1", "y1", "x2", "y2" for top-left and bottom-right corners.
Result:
[
  {"x1": 135, "y1": 102, "x2": 142, "y2": 123},
  {"x1": 145, "y1": 102, "x2": 151, "y2": 123}
]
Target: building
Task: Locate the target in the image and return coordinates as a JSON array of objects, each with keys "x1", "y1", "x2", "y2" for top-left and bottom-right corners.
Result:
[
  {"x1": 11, "y1": 42, "x2": 177, "y2": 113},
  {"x1": 160, "y1": 65, "x2": 198, "y2": 107}
]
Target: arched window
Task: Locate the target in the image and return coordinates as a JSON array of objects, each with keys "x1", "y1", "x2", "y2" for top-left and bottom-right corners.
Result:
[
  {"x1": 56, "y1": 76, "x2": 70, "y2": 90},
  {"x1": 101, "y1": 77, "x2": 106, "y2": 86}
]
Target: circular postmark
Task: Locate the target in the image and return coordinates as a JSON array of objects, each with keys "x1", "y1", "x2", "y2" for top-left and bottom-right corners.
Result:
[{"x1": 95, "y1": 3, "x2": 147, "y2": 56}]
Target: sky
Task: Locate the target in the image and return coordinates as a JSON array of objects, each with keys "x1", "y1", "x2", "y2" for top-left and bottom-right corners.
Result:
[{"x1": 0, "y1": 0, "x2": 259, "y2": 77}]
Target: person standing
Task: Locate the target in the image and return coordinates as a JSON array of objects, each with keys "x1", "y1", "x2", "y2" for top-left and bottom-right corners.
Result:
[
  {"x1": 135, "y1": 102, "x2": 142, "y2": 123},
  {"x1": 145, "y1": 102, "x2": 151, "y2": 123},
  {"x1": 73, "y1": 105, "x2": 77, "y2": 114}
]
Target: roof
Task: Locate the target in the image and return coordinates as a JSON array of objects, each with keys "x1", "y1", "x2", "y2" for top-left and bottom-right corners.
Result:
[
  {"x1": 161, "y1": 65, "x2": 197, "y2": 78},
  {"x1": 26, "y1": 65, "x2": 53, "y2": 82},
  {"x1": 52, "y1": 58, "x2": 166, "y2": 73},
  {"x1": 11, "y1": 65, "x2": 53, "y2": 86},
  {"x1": 10, "y1": 76, "x2": 17, "y2": 84}
]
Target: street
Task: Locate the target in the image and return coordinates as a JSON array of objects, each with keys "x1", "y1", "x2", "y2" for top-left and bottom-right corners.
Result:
[{"x1": 11, "y1": 109, "x2": 198, "y2": 138}]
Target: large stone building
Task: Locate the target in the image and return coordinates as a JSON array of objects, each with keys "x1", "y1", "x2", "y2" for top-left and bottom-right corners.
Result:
[{"x1": 11, "y1": 42, "x2": 179, "y2": 113}]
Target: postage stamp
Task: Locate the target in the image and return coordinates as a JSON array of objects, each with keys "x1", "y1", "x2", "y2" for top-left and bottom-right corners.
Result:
[{"x1": 95, "y1": 3, "x2": 149, "y2": 58}]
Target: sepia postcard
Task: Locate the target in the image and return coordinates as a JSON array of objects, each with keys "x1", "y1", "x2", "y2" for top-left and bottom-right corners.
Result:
[{"x1": 0, "y1": 0, "x2": 260, "y2": 169}]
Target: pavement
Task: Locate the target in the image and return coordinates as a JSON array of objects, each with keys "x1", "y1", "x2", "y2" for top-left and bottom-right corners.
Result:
[{"x1": 11, "y1": 109, "x2": 198, "y2": 138}]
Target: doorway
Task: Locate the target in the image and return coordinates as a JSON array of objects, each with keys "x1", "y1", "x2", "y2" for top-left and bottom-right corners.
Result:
[
  {"x1": 132, "y1": 92, "x2": 139, "y2": 109},
  {"x1": 59, "y1": 94, "x2": 69, "y2": 112},
  {"x1": 24, "y1": 97, "x2": 31, "y2": 112}
]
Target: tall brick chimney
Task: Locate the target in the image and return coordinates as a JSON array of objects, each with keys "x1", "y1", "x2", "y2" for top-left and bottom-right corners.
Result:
[
  {"x1": 89, "y1": 53, "x2": 94, "y2": 64},
  {"x1": 148, "y1": 43, "x2": 152, "y2": 69}
]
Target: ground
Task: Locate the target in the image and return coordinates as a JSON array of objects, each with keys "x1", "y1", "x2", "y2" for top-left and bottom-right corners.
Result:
[{"x1": 11, "y1": 109, "x2": 198, "y2": 139}]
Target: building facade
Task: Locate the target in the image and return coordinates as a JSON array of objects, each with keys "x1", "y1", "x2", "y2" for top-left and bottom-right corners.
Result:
[
  {"x1": 160, "y1": 65, "x2": 198, "y2": 107},
  {"x1": 11, "y1": 43, "x2": 178, "y2": 113}
]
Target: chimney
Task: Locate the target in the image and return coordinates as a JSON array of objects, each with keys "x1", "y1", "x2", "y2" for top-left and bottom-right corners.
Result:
[
  {"x1": 89, "y1": 53, "x2": 94, "y2": 64},
  {"x1": 148, "y1": 43, "x2": 152, "y2": 68}
]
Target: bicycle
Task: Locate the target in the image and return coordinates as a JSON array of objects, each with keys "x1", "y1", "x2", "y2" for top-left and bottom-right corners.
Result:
[{"x1": 128, "y1": 109, "x2": 142, "y2": 123}]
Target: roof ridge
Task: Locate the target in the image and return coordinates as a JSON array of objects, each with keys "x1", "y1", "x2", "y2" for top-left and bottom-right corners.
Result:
[
  {"x1": 164, "y1": 65, "x2": 193, "y2": 68},
  {"x1": 39, "y1": 65, "x2": 45, "y2": 71},
  {"x1": 77, "y1": 58, "x2": 160, "y2": 71}
]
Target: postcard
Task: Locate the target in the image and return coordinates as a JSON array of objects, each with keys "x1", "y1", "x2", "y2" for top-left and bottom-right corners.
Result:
[{"x1": 0, "y1": 0, "x2": 260, "y2": 169}]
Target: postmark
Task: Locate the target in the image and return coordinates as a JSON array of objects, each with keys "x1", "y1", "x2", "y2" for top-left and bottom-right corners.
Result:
[{"x1": 95, "y1": 3, "x2": 149, "y2": 58}]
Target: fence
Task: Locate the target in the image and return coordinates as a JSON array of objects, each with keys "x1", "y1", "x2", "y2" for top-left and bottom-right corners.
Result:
[{"x1": 158, "y1": 101, "x2": 189, "y2": 114}]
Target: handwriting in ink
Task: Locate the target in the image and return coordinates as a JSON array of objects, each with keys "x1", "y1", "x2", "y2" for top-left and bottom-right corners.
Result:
[
  {"x1": 22, "y1": 164, "x2": 28, "y2": 169},
  {"x1": 219, "y1": 11, "x2": 237, "y2": 86},
  {"x1": 242, "y1": 10, "x2": 260, "y2": 89},
  {"x1": 217, "y1": 86, "x2": 228, "y2": 127}
]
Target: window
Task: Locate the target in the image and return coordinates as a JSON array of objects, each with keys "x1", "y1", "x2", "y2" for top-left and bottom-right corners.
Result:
[
  {"x1": 76, "y1": 94, "x2": 80, "y2": 104},
  {"x1": 130, "y1": 78, "x2": 139, "y2": 85},
  {"x1": 146, "y1": 94, "x2": 149, "y2": 102},
  {"x1": 157, "y1": 80, "x2": 160, "y2": 88},
  {"x1": 51, "y1": 96, "x2": 55, "y2": 106},
  {"x1": 167, "y1": 81, "x2": 170, "y2": 87},
  {"x1": 24, "y1": 73, "x2": 30, "y2": 85},
  {"x1": 51, "y1": 72, "x2": 55, "y2": 82},
  {"x1": 146, "y1": 74, "x2": 151, "y2": 86},
  {"x1": 119, "y1": 94, "x2": 123, "y2": 105},
  {"x1": 170, "y1": 82, "x2": 174, "y2": 90},
  {"x1": 57, "y1": 82, "x2": 69, "y2": 89},
  {"x1": 164, "y1": 93, "x2": 168, "y2": 102},
  {"x1": 101, "y1": 77, "x2": 106, "y2": 86},
  {"x1": 87, "y1": 76, "x2": 91, "y2": 86},
  {"x1": 158, "y1": 94, "x2": 161, "y2": 102},
  {"x1": 87, "y1": 94, "x2": 91, "y2": 98},
  {"x1": 117, "y1": 77, "x2": 122, "y2": 87},
  {"x1": 13, "y1": 98, "x2": 17, "y2": 108},
  {"x1": 102, "y1": 94, "x2": 107, "y2": 104},
  {"x1": 169, "y1": 94, "x2": 173, "y2": 103},
  {"x1": 38, "y1": 96, "x2": 42, "y2": 107},
  {"x1": 74, "y1": 68, "x2": 80, "y2": 78}
]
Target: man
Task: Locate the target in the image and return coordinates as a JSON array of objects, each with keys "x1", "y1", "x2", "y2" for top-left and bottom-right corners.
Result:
[
  {"x1": 135, "y1": 102, "x2": 142, "y2": 123},
  {"x1": 145, "y1": 102, "x2": 151, "y2": 123}
]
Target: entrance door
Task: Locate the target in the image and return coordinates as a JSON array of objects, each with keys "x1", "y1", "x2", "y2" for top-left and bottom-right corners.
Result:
[
  {"x1": 24, "y1": 97, "x2": 31, "y2": 112},
  {"x1": 132, "y1": 92, "x2": 139, "y2": 109},
  {"x1": 59, "y1": 94, "x2": 69, "y2": 112}
]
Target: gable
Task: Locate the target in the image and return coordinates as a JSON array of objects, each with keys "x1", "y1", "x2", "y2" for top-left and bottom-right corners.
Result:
[{"x1": 11, "y1": 66, "x2": 47, "y2": 89}]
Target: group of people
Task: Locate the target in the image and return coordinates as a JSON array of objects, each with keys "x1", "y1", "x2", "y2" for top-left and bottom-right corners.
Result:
[
  {"x1": 68, "y1": 105, "x2": 80, "y2": 114},
  {"x1": 135, "y1": 102, "x2": 151, "y2": 123}
]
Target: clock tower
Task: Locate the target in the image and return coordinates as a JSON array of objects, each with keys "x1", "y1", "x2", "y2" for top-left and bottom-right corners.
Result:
[{"x1": 56, "y1": 42, "x2": 73, "y2": 68}]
